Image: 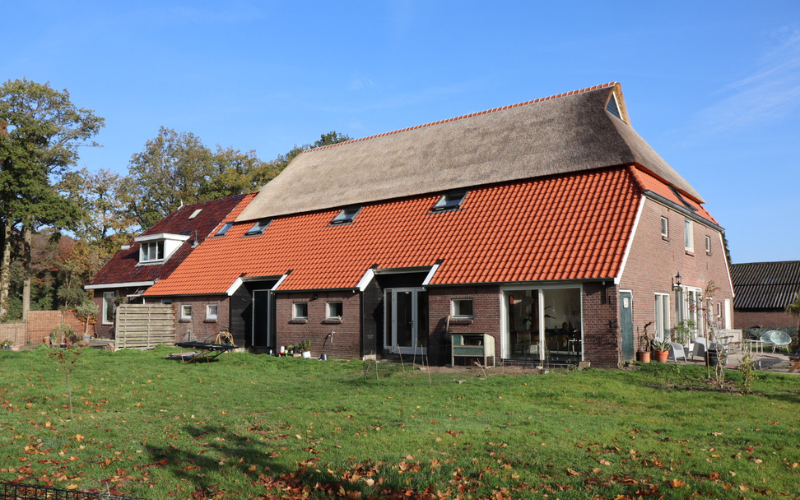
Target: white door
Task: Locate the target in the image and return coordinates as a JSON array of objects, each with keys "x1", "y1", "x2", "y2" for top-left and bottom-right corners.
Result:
[{"x1": 384, "y1": 288, "x2": 428, "y2": 355}]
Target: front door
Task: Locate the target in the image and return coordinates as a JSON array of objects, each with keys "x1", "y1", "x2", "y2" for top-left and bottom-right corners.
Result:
[
  {"x1": 384, "y1": 288, "x2": 428, "y2": 355},
  {"x1": 620, "y1": 291, "x2": 634, "y2": 361},
  {"x1": 252, "y1": 289, "x2": 272, "y2": 348}
]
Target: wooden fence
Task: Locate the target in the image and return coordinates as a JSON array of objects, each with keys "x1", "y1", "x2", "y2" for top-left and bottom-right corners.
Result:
[{"x1": 114, "y1": 304, "x2": 175, "y2": 350}]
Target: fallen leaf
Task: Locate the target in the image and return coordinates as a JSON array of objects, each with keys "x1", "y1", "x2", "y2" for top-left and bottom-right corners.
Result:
[{"x1": 667, "y1": 479, "x2": 685, "y2": 488}]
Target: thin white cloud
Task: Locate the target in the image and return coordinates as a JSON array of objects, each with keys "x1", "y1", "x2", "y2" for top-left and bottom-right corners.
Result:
[
  {"x1": 693, "y1": 27, "x2": 800, "y2": 134},
  {"x1": 350, "y1": 71, "x2": 375, "y2": 91}
]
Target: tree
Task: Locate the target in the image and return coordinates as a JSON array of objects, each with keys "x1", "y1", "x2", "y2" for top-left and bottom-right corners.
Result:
[{"x1": 0, "y1": 78, "x2": 103, "y2": 320}]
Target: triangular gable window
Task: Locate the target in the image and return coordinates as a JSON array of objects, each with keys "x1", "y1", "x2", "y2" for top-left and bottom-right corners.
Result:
[
  {"x1": 606, "y1": 94, "x2": 622, "y2": 120},
  {"x1": 331, "y1": 206, "x2": 362, "y2": 225},
  {"x1": 245, "y1": 218, "x2": 272, "y2": 236},
  {"x1": 433, "y1": 189, "x2": 468, "y2": 211},
  {"x1": 215, "y1": 222, "x2": 234, "y2": 237}
]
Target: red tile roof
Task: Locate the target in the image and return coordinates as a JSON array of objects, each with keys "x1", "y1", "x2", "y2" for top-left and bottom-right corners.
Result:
[
  {"x1": 629, "y1": 167, "x2": 718, "y2": 224},
  {"x1": 145, "y1": 166, "x2": 646, "y2": 296},
  {"x1": 88, "y1": 193, "x2": 254, "y2": 287}
]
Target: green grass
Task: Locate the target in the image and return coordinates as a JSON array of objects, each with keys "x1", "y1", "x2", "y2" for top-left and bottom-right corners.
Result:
[{"x1": 1, "y1": 347, "x2": 799, "y2": 499}]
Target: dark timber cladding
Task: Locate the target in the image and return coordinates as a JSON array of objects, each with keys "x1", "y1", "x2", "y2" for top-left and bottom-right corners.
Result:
[
  {"x1": 731, "y1": 261, "x2": 800, "y2": 309},
  {"x1": 229, "y1": 280, "x2": 278, "y2": 348}
]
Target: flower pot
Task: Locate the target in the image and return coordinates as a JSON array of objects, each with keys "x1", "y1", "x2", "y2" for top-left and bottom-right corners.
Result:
[
  {"x1": 653, "y1": 349, "x2": 669, "y2": 363},
  {"x1": 82, "y1": 335, "x2": 92, "y2": 343},
  {"x1": 301, "y1": 351, "x2": 311, "y2": 359},
  {"x1": 636, "y1": 351, "x2": 651, "y2": 363}
]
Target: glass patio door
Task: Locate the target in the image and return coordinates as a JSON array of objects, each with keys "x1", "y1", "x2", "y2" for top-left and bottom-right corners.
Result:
[{"x1": 385, "y1": 288, "x2": 428, "y2": 355}]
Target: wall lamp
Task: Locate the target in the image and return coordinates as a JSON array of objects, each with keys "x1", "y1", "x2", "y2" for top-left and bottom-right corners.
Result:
[{"x1": 672, "y1": 272, "x2": 682, "y2": 291}]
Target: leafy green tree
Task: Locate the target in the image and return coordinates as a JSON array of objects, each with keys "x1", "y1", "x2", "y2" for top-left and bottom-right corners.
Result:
[{"x1": 0, "y1": 78, "x2": 103, "y2": 320}]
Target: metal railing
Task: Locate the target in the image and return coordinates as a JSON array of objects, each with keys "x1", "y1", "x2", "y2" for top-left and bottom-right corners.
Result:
[{"x1": 0, "y1": 482, "x2": 146, "y2": 500}]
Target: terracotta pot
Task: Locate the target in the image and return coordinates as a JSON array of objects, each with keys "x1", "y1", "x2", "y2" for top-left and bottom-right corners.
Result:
[
  {"x1": 636, "y1": 351, "x2": 651, "y2": 363},
  {"x1": 653, "y1": 350, "x2": 669, "y2": 363}
]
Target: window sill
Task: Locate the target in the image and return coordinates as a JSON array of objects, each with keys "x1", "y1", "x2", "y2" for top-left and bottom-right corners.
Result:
[
  {"x1": 661, "y1": 236, "x2": 670, "y2": 242},
  {"x1": 179, "y1": 319, "x2": 191, "y2": 323},
  {"x1": 449, "y1": 317, "x2": 473, "y2": 325},
  {"x1": 322, "y1": 318, "x2": 343, "y2": 324},
  {"x1": 204, "y1": 319, "x2": 218, "y2": 323},
  {"x1": 289, "y1": 318, "x2": 308, "y2": 324},
  {"x1": 685, "y1": 251, "x2": 695, "y2": 257}
]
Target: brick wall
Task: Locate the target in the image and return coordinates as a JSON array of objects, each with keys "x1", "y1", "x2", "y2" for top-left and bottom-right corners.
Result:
[
  {"x1": 276, "y1": 291, "x2": 360, "y2": 358},
  {"x1": 735, "y1": 309, "x2": 797, "y2": 330},
  {"x1": 0, "y1": 310, "x2": 95, "y2": 346},
  {"x1": 170, "y1": 295, "x2": 229, "y2": 343},
  {"x1": 427, "y1": 286, "x2": 501, "y2": 365},
  {"x1": 0, "y1": 322, "x2": 26, "y2": 347},
  {"x1": 582, "y1": 282, "x2": 621, "y2": 368},
  {"x1": 619, "y1": 198, "x2": 734, "y2": 353}
]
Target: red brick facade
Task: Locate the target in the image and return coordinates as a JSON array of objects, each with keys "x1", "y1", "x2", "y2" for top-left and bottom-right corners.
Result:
[
  {"x1": 0, "y1": 310, "x2": 94, "y2": 346},
  {"x1": 276, "y1": 291, "x2": 360, "y2": 359},
  {"x1": 735, "y1": 310, "x2": 796, "y2": 330},
  {"x1": 170, "y1": 295, "x2": 230, "y2": 343},
  {"x1": 619, "y1": 198, "x2": 734, "y2": 354}
]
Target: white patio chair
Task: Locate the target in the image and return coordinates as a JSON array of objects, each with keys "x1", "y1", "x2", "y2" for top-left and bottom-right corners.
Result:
[{"x1": 668, "y1": 343, "x2": 687, "y2": 364}]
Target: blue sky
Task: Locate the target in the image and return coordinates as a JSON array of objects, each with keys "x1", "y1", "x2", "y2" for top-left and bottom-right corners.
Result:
[{"x1": 2, "y1": 0, "x2": 798, "y2": 264}]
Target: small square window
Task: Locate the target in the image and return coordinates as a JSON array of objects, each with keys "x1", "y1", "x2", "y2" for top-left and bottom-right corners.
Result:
[
  {"x1": 705, "y1": 235, "x2": 711, "y2": 255},
  {"x1": 660, "y1": 217, "x2": 669, "y2": 238},
  {"x1": 161, "y1": 298, "x2": 173, "y2": 305},
  {"x1": 293, "y1": 302, "x2": 308, "y2": 319},
  {"x1": 326, "y1": 301, "x2": 343, "y2": 319},
  {"x1": 684, "y1": 219, "x2": 694, "y2": 252},
  {"x1": 245, "y1": 218, "x2": 271, "y2": 236},
  {"x1": 140, "y1": 241, "x2": 165, "y2": 262},
  {"x1": 206, "y1": 304, "x2": 218, "y2": 320},
  {"x1": 331, "y1": 206, "x2": 361, "y2": 225},
  {"x1": 433, "y1": 190, "x2": 467, "y2": 211},
  {"x1": 451, "y1": 298, "x2": 474, "y2": 318},
  {"x1": 215, "y1": 222, "x2": 233, "y2": 237},
  {"x1": 181, "y1": 305, "x2": 192, "y2": 320}
]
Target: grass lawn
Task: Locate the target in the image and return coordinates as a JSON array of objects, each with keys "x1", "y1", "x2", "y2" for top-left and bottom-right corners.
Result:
[{"x1": 1, "y1": 346, "x2": 799, "y2": 499}]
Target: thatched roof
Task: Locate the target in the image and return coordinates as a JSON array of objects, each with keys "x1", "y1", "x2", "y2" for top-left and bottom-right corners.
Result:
[{"x1": 237, "y1": 83, "x2": 702, "y2": 222}]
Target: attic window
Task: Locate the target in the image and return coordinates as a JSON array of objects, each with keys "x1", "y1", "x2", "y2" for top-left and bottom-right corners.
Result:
[
  {"x1": 433, "y1": 190, "x2": 468, "y2": 211},
  {"x1": 245, "y1": 218, "x2": 272, "y2": 236},
  {"x1": 669, "y1": 186, "x2": 698, "y2": 212},
  {"x1": 215, "y1": 222, "x2": 233, "y2": 237},
  {"x1": 141, "y1": 241, "x2": 165, "y2": 262},
  {"x1": 331, "y1": 206, "x2": 362, "y2": 225},
  {"x1": 188, "y1": 208, "x2": 203, "y2": 219},
  {"x1": 606, "y1": 94, "x2": 622, "y2": 119}
]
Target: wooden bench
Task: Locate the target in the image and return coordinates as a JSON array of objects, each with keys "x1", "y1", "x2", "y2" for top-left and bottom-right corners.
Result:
[{"x1": 452, "y1": 333, "x2": 495, "y2": 367}]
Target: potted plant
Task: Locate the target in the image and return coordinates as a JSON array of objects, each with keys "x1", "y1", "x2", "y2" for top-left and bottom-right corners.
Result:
[
  {"x1": 651, "y1": 339, "x2": 671, "y2": 363},
  {"x1": 299, "y1": 339, "x2": 312, "y2": 358},
  {"x1": 637, "y1": 321, "x2": 653, "y2": 363},
  {"x1": 1, "y1": 339, "x2": 12, "y2": 351}
]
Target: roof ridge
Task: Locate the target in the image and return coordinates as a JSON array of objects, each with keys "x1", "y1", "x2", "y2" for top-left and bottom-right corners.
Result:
[{"x1": 303, "y1": 82, "x2": 619, "y2": 154}]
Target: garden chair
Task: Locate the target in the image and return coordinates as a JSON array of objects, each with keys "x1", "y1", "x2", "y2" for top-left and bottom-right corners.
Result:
[
  {"x1": 691, "y1": 337, "x2": 708, "y2": 361},
  {"x1": 759, "y1": 330, "x2": 792, "y2": 353},
  {"x1": 668, "y1": 343, "x2": 687, "y2": 364}
]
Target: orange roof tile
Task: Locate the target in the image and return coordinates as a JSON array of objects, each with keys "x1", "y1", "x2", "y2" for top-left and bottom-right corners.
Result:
[
  {"x1": 629, "y1": 167, "x2": 718, "y2": 224},
  {"x1": 145, "y1": 167, "x2": 645, "y2": 296}
]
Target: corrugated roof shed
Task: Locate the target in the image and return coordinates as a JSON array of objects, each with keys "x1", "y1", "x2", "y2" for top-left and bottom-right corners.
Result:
[{"x1": 731, "y1": 261, "x2": 800, "y2": 309}]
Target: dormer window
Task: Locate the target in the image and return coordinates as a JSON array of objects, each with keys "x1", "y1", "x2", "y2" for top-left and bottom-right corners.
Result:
[
  {"x1": 215, "y1": 222, "x2": 233, "y2": 237},
  {"x1": 433, "y1": 190, "x2": 467, "y2": 211},
  {"x1": 141, "y1": 241, "x2": 164, "y2": 262},
  {"x1": 245, "y1": 218, "x2": 271, "y2": 236},
  {"x1": 331, "y1": 206, "x2": 362, "y2": 225}
]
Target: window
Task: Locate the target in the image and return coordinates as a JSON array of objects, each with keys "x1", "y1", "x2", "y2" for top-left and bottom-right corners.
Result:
[
  {"x1": 504, "y1": 287, "x2": 581, "y2": 362},
  {"x1": 188, "y1": 208, "x2": 202, "y2": 219},
  {"x1": 102, "y1": 292, "x2": 115, "y2": 325},
  {"x1": 433, "y1": 190, "x2": 468, "y2": 211},
  {"x1": 161, "y1": 298, "x2": 173, "y2": 305},
  {"x1": 245, "y1": 218, "x2": 271, "y2": 236},
  {"x1": 606, "y1": 93, "x2": 622, "y2": 119},
  {"x1": 141, "y1": 241, "x2": 165, "y2": 262},
  {"x1": 654, "y1": 294, "x2": 670, "y2": 341},
  {"x1": 684, "y1": 219, "x2": 694, "y2": 252},
  {"x1": 451, "y1": 298, "x2": 474, "y2": 318},
  {"x1": 181, "y1": 305, "x2": 192, "y2": 320},
  {"x1": 705, "y1": 235, "x2": 711, "y2": 255},
  {"x1": 293, "y1": 302, "x2": 308, "y2": 319},
  {"x1": 215, "y1": 222, "x2": 233, "y2": 237},
  {"x1": 660, "y1": 217, "x2": 669, "y2": 238},
  {"x1": 326, "y1": 301, "x2": 343, "y2": 319},
  {"x1": 206, "y1": 304, "x2": 218, "y2": 320},
  {"x1": 331, "y1": 206, "x2": 361, "y2": 225}
]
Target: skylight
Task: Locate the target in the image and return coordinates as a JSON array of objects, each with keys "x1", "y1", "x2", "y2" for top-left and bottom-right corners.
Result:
[
  {"x1": 606, "y1": 94, "x2": 622, "y2": 119},
  {"x1": 215, "y1": 222, "x2": 234, "y2": 237},
  {"x1": 331, "y1": 206, "x2": 362, "y2": 225},
  {"x1": 433, "y1": 190, "x2": 468, "y2": 211},
  {"x1": 245, "y1": 218, "x2": 272, "y2": 236},
  {"x1": 188, "y1": 208, "x2": 203, "y2": 219}
]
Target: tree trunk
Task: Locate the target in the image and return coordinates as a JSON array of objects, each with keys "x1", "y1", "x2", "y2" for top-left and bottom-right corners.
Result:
[
  {"x1": 21, "y1": 223, "x2": 32, "y2": 322},
  {"x1": 0, "y1": 219, "x2": 10, "y2": 318}
]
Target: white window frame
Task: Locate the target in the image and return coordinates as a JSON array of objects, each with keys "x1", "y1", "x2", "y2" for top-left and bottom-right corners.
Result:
[
  {"x1": 433, "y1": 190, "x2": 468, "y2": 211},
  {"x1": 293, "y1": 302, "x2": 308, "y2": 319},
  {"x1": 451, "y1": 298, "x2": 474, "y2": 318},
  {"x1": 684, "y1": 219, "x2": 694, "y2": 252},
  {"x1": 654, "y1": 293, "x2": 670, "y2": 342},
  {"x1": 140, "y1": 241, "x2": 165, "y2": 262},
  {"x1": 180, "y1": 304, "x2": 192, "y2": 320},
  {"x1": 102, "y1": 292, "x2": 115, "y2": 325},
  {"x1": 326, "y1": 301, "x2": 343, "y2": 319},
  {"x1": 660, "y1": 217, "x2": 669, "y2": 238},
  {"x1": 206, "y1": 304, "x2": 218, "y2": 321},
  {"x1": 705, "y1": 235, "x2": 711, "y2": 255}
]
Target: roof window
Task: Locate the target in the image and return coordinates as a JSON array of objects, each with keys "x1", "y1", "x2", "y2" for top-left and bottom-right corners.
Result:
[
  {"x1": 245, "y1": 218, "x2": 272, "y2": 236},
  {"x1": 215, "y1": 222, "x2": 234, "y2": 237},
  {"x1": 188, "y1": 208, "x2": 203, "y2": 219},
  {"x1": 331, "y1": 206, "x2": 362, "y2": 225},
  {"x1": 606, "y1": 94, "x2": 622, "y2": 119},
  {"x1": 433, "y1": 190, "x2": 468, "y2": 211}
]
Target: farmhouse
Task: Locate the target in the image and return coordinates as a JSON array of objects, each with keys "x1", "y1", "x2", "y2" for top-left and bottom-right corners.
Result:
[
  {"x1": 133, "y1": 82, "x2": 733, "y2": 367},
  {"x1": 85, "y1": 194, "x2": 253, "y2": 339},
  {"x1": 731, "y1": 261, "x2": 800, "y2": 330}
]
